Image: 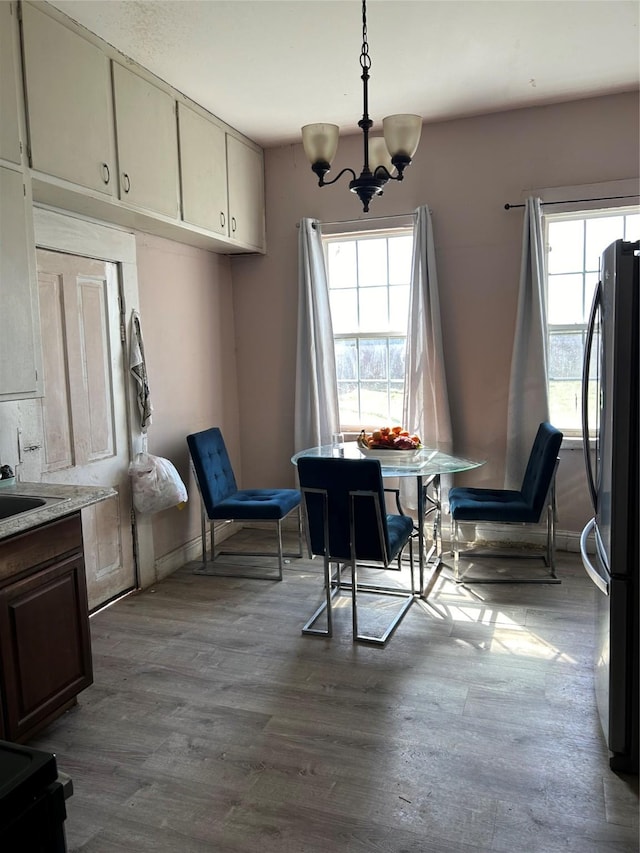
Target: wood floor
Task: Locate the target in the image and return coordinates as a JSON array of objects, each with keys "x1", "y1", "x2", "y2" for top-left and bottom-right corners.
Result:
[{"x1": 29, "y1": 530, "x2": 639, "y2": 852}]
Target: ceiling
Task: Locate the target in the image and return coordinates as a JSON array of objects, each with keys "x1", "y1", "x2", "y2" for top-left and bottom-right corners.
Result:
[{"x1": 47, "y1": 0, "x2": 640, "y2": 148}]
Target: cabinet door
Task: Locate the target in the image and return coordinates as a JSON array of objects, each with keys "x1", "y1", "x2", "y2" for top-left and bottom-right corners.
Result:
[
  {"x1": 0, "y1": 167, "x2": 42, "y2": 399},
  {"x1": 113, "y1": 63, "x2": 179, "y2": 219},
  {"x1": 20, "y1": 2, "x2": 115, "y2": 196},
  {"x1": 0, "y1": 553, "x2": 92, "y2": 741},
  {"x1": 226, "y1": 135, "x2": 266, "y2": 250},
  {"x1": 0, "y1": 2, "x2": 22, "y2": 165},
  {"x1": 178, "y1": 103, "x2": 228, "y2": 236}
]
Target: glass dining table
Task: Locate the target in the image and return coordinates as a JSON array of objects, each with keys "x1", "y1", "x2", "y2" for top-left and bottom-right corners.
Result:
[{"x1": 291, "y1": 442, "x2": 484, "y2": 597}]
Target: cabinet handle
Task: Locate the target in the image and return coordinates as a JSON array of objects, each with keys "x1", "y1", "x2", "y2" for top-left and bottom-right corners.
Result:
[
  {"x1": 231, "y1": 216, "x2": 237, "y2": 234},
  {"x1": 122, "y1": 173, "x2": 131, "y2": 194},
  {"x1": 101, "y1": 163, "x2": 110, "y2": 185},
  {"x1": 220, "y1": 212, "x2": 225, "y2": 228}
]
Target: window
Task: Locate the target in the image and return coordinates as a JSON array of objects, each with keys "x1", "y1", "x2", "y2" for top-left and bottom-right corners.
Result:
[
  {"x1": 324, "y1": 230, "x2": 413, "y2": 428},
  {"x1": 545, "y1": 207, "x2": 639, "y2": 434}
]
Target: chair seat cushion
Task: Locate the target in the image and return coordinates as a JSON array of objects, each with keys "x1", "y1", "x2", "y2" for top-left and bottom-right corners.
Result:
[
  {"x1": 449, "y1": 487, "x2": 540, "y2": 523},
  {"x1": 386, "y1": 514, "x2": 414, "y2": 560},
  {"x1": 210, "y1": 488, "x2": 301, "y2": 521}
]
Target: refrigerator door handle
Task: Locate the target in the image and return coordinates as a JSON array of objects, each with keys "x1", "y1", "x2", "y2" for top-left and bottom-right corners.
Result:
[
  {"x1": 582, "y1": 280, "x2": 602, "y2": 510},
  {"x1": 580, "y1": 517, "x2": 610, "y2": 595}
]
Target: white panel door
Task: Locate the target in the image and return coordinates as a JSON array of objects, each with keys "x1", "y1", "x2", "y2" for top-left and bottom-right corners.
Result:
[{"x1": 36, "y1": 248, "x2": 135, "y2": 611}]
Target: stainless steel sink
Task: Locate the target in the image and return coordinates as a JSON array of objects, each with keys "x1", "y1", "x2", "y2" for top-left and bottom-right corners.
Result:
[{"x1": 0, "y1": 494, "x2": 65, "y2": 520}]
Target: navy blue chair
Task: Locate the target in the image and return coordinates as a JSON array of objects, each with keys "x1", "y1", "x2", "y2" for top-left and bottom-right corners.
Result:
[
  {"x1": 186, "y1": 427, "x2": 302, "y2": 580},
  {"x1": 449, "y1": 422, "x2": 563, "y2": 583},
  {"x1": 297, "y1": 456, "x2": 415, "y2": 645}
]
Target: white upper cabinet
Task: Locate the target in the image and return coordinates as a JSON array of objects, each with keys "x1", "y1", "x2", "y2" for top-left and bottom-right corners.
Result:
[
  {"x1": 0, "y1": 167, "x2": 42, "y2": 399},
  {"x1": 20, "y1": 2, "x2": 115, "y2": 196},
  {"x1": 112, "y1": 63, "x2": 180, "y2": 220},
  {"x1": 226, "y1": 136, "x2": 265, "y2": 251},
  {"x1": 0, "y1": 3, "x2": 23, "y2": 165},
  {"x1": 178, "y1": 103, "x2": 228, "y2": 236}
]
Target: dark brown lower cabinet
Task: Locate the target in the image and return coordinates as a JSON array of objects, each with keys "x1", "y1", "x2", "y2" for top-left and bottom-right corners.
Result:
[{"x1": 0, "y1": 514, "x2": 93, "y2": 742}]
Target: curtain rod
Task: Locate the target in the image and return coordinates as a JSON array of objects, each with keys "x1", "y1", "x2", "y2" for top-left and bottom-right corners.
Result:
[
  {"x1": 504, "y1": 193, "x2": 639, "y2": 210},
  {"x1": 297, "y1": 212, "x2": 416, "y2": 229}
]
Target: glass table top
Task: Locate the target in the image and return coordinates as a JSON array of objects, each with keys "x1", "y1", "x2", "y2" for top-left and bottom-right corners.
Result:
[{"x1": 291, "y1": 443, "x2": 484, "y2": 478}]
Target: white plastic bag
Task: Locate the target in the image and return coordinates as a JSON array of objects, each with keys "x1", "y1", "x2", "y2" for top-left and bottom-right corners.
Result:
[{"x1": 129, "y1": 452, "x2": 188, "y2": 514}]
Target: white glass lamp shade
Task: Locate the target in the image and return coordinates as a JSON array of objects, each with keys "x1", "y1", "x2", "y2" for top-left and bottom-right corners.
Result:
[
  {"x1": 382, "y1": 114, "x2": 422, "y2": 159},
  {"x1": 368, "y1": 137, "x2": 394, "y2": 175},
  {"x1": 301, "y1": 123, "x2": 340, "y2": 165}
]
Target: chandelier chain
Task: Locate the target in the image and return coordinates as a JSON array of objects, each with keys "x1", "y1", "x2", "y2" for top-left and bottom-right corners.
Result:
[{"x1": 359, "y1": 0, "x2": 371, "y2": 71}]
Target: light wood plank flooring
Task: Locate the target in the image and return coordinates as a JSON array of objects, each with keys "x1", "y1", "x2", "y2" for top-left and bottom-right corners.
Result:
[{"x1": 29, "y1": 531, "x2": 639, "y2": 852}]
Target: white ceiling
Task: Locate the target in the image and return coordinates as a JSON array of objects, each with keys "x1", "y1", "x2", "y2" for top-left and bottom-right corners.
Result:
[{"x1": 47, "y1": 0, "x2": 640, "y2": 148}]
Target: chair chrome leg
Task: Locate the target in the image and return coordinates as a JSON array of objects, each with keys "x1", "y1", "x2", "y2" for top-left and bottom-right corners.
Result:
[
  {"x1": 200, "y1": 496, "x2": 208, "y2": 566},
  {"x1": 453, "y1": 519, "x2": 462, "y2": 582},
  {"x1": 276, "y1": 519, "x2": 284, "y2": 581},
  {"x1": 302, "y1": 553, "x2": 336, "y2": 637}
]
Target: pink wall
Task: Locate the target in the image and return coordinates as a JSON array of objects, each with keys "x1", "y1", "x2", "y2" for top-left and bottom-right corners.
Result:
[
  {"x1": 230, "y1": 92, "x2": 639, "y2": 535},
  {"x1": 134, "y1": 233, "x2": 239, "y2": 560}
]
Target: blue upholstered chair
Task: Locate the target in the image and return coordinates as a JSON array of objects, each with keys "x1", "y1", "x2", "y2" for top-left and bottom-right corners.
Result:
[
  {"x1": 186, "y1": 427, "x2": 302, "y2": 580},
  {"x1": 449, "y1": 422, "x2": 563, "y2": 583},
  {"x1": 297, "y1": 456, "x2": 415, "y2": 645}
]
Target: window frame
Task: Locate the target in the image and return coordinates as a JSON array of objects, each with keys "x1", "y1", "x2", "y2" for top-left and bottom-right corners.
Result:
[
  {"x1": 544, "y1": 204, "x2": 639, "y2": 437},
  {"x1": 322, "y1": 227, "x2": 414, "y2": 432}
]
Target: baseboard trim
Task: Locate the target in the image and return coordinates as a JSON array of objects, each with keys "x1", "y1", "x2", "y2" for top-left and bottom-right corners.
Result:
[
  {"x1": 153, "y1": 520, "x2": 240, "y2": 582},
  {"x1": 442, "y1": 523, "x2": 589, "y2": 554}
]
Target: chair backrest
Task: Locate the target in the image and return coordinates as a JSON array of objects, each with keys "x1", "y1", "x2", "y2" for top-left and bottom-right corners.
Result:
[
  {"x1": 186, "y1": 427, "x2": 238, "y2": 516},
  {"x1": 297, "y1": 457, "x2": 390, "y2": 563},
  {"x1": 520, "y1": 422, "x2": 563, "y2": 517}
]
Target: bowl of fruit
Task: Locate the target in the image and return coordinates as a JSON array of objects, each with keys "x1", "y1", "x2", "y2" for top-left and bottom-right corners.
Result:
[{"x1": 356, "y1": 427, "x2": 423, "y2": 463}]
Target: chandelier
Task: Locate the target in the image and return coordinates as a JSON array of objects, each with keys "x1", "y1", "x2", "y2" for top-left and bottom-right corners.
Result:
[{"x1": 301, "y1": 0, "x2": 422, "y2": 213}]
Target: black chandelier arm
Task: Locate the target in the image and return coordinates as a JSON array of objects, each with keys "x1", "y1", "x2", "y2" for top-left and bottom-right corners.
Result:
[{"x1": 312, "y1": 163, "x2": 358, "y2": 187}]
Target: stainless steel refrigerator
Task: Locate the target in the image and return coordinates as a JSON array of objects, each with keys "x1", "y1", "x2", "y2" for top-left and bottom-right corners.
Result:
[{"x1": 580, "y1": 238, "x2": 638, "y2": 774}]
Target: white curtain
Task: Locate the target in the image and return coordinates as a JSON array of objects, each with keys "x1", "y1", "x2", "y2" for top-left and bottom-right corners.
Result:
[
  {"x1": 294, "y1": 218, "x2": 340, "y2": 452},
  {"x1": 402, "y1": 205, "x2": 453, "y2": 508},
  {"x1": 505, "y1": 196, "x2": 550, "y2": 488}
]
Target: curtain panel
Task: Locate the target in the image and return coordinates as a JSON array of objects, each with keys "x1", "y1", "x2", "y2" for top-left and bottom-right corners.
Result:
[
  {"x1": 402, "y1": 205, "x2": 453, "y2": 508},
  {"x1": 505, "y1": 196, "x2": 550, "y2": 488},
  {"x1": 294, "y1": 218, "x2": 340, "y2": 452}
]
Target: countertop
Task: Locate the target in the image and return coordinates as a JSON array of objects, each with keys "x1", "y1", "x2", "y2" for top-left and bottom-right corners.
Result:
[{"x1": 0, "y1": 482, "x2": 117, "y2": 541}]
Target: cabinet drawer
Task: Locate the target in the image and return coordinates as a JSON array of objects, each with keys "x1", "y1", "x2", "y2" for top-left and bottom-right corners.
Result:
[{"x1": 0, "y1": 515, "x2": 82, "y2": 584}]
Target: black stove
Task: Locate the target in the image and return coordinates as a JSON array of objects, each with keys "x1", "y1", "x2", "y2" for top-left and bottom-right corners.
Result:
[{"x1": 0, "y1": 740, "x2": 71, "y2": 852}]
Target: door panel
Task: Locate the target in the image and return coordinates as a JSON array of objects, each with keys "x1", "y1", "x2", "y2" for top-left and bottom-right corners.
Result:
[
  {"x1": 36, "y1": 249, "x2": 135, "y2": 610},
  {"x1": 37, "y1": 272, "x2": 73, "y2": 470}
]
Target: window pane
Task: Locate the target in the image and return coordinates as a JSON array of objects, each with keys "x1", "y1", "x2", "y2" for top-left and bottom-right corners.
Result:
[
  {"x1": 625, "y1": 214, "x2": 640, "y2": 241},
  {"x1": 547, "y1": 220, "x2": 584, "y2": 273},
  {"x1": 389, "y1": 338, "x2": 406, "y2": 380},
  {"x1": 584, "y1": 273, "x2": 599, "y2": 322},
  {"x1": 585, "y1": 217, "x2": 624, "y2": 271},
  {"x1": 388, "y1": 235, "x2": 413, "y2": 284},
  {"x1": 359, "y1": 339, "x2": 387, "y2": 380},
  {"x1": 335, "y1": 339, "x2": 357, "y2": 380},
  {"x1": 548, "y1": 274, "x2": 583, "y2": 325},
  {"x1": 389, "y1": 284, "x2": 410, "y2": 331},
  {"x1": 548, "y1": 332, "x2": 584, "y2": 379},
  {"x1": 360, "y1": 382, "x2": 390, "y2": 424},
  {"x1": 330, "y1": 289, "x2": 357, "y2": 333},
  {"x1": 327, "y1": 241, "x2": 356, "y2": 289},
  {"x1": 389, "y1": 382, "x2": 404, "y2": 424},
  {"x1": 337, "y1": 381, "x2": 360, "y2": 423},
  {"x1": 357, "y1": 239, "x2": 387, "y2": 287},
  {"x1": 359, "y1": 287, "x2": 388, "y2": 331},
  {"x1": 549, "y1": 380, "x2": 583, "y2": 432}
]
